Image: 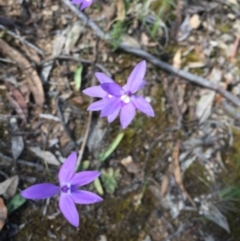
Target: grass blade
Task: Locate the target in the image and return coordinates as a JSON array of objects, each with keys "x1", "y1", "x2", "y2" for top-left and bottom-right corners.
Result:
[
  {"x1": 74, "y1": 65, "x2": 83, "y2": 91},
  {"x1": 7, "y1": 193, "x2": 26, "y2": 214},
  {"x1": 99, "y1": 132, "x2": 124, "y2": 162}
]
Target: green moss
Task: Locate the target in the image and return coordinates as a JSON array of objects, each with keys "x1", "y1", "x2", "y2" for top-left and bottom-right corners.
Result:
[
  {"x1": 219, "y1": 23, "x2": 231, "y2": 34},
  {"x1": 184, "y1": 51, "x2": 200, "y2": 62},
  {"x1": 117, "y1": 83, "x2": 168, "y2": 164},
  {"x1": 184, "y1": 162, "x2": 211, "y2": 197},
  {"x1": 150, "y1": 0, "x2": 175, "y2": 18},
  {"x1": 14, "y1": 191, "x2": 155, "y2": 241},
  {"x1": 212, "y1": 128, "x2": 240, "y2": 239},
  {"x1": 165, "y1": 43, "x2": 179, "y2": 55}
]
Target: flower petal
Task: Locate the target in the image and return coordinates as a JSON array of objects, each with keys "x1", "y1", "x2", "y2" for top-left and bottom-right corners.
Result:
[
  {"x1": 100, "y1": 97, "x2": 122, "y2": 117},
  {"x1": 80, "y1": 0, "x2": 93, "y2": 10},
  {"x1": 131, "y1": 96, "x2": 155, "y2": 117},
  {"x1": 95, "y1": 72, "x2": 114, "y2": 84},
  {"x1": 71, "y1": 171, "x2": 101, "y2": 187},
  {"x1": 71, "y1": 0, "x2": 82, "y2": 4},
  {"x1": 82, "y1": 86, "x2": 106, "y2": 98},
  {"x1": 59, "y1": 194, "x2": 79, "y2": 227},
  {"x1": 107, "y1": 108, "x2": 120, "y2": 123},
  {"x1": 58, "y1": 152, "x2": 77, "y2": 185},
  {"x1": 87, "y1": 99, "x2": 107, "y2": 111},
  {"x1": 138, "y1": 80, "x2": 147, "y2": 89},
  {"x1": 21, "y1": 183, "x2": 59, "y2": 200},
  {"x1": 72, "y1": 190, "x2": 103, "y2": 204},
  {"x1": 101, "y1": 83, "x2": 123, "y2": 96},
  {"x1": 123, "y1": 60, "x2": 146, "y2": 93},
  {"x1": 120, "y1": 103, "x2": 136, "y2": 129}
]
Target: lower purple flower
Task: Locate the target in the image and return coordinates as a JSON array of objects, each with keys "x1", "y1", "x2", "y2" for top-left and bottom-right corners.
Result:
[{"x1": 21, "y1": 152, "x2": 103, "y2": 227}]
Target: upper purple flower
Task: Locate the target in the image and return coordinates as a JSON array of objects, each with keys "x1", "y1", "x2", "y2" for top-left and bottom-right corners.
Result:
[
  {"x1": 83, "y1": 60, "x2": 155, "y2": 129},
  {"x1": 71, "y1": 0, "x2": 96, "y2": 10},
  {"x1": 21, "y1": 152, "x2": 102, "y2": 227}
]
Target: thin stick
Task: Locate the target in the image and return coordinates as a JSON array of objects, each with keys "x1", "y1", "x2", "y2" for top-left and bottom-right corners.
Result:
[
  {"x1": 76, "y1": 73, "x2": 95, "y2": 169},
  {"x1": 61, "y1": 0, "x2": 110, "y2": 41},
  {"x1": 0, "y1": 151, "x2": 46, "y2": 170},
  {"x1": 75, "y1": 39, "x2": 100, "y2": 170},
  {"x1": 0, "y1": 24, "x2": 45, "y2": 56},
  {"x1": 61, "y1": 0, "x2": 240, "y2": 107},
  {"x1": 40, "y1": 55, "x2": 112, "y2": 77},
  {"x1": 0, "y1": 57, "x2": 15, "y2": 63},
  {"x1": 76, "y1": 110, "x2": 92, "y2": 170}
]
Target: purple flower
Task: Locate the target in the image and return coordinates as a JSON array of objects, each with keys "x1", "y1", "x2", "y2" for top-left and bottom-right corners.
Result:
[
  {"x1": 71, "y1": 0, "x2": 96, "y2": 10},
  {"x1": 21, "y1": 152, "x2": 102, "y2": 227},
  {"x1": 83, "y1": 60, "x2": 155, "y2": 129}
]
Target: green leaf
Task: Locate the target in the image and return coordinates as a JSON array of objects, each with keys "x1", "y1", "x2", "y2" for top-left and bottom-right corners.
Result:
[
  {"x1": 99, "y1": 132, "x2": 124, "y2": 162},
  {"x1": 74, "y1": 65, "x2": 83, "y2": 91},
  {"x1": 80, "y1": 160, "x2": 90, "y2": 171},
  {"x1": 94, "y1": 178, "x2": 104, "y2": 195},
  {"x1": 101, "y1": 168, "x2": 120, "y2": 194},
  {"x1": 7, "y1": 193, "x2": 26, "y2": 214}
]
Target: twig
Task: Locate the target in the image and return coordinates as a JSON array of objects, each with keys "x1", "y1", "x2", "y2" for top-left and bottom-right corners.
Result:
[
  {"x1": 0, "y1": 24, "x2": 45, "y2": 56},
  {"x1": 61, "y1": 0, "x2": 240, "y2": 107},
  {"x1": 119, "y1": 44, "x2": 240, "y2": 106},
  {"x1": 61, "y1": 0, "x2": 110, "y2": 41},
  {"x1": 172, "y1": 141, "x2": 196, "y2": 208},
  {"x1": 0, "y1": 151, "x2": 46, "y2": 170},
  {"x1": 75, "y1": 39, "x2": 100, "y2": 170},
  {"x1": 231, "y1": 34, "x2": 240, "y2": 61},
  {"x1": 76, "y1": 110, "x2": 92, "y2": 170},
  {"x1": 0, "y1": 57, "x2": 15, "y2": 63},
  {"x1": 56, "y1": 97, "x2": 78, "y2": 149},
  {"x1": 40, "y1": 55, "x2": 112, "y2": 77},
  {"x1": 161, "y1": 222, "x2": 193, "y2": 241}
]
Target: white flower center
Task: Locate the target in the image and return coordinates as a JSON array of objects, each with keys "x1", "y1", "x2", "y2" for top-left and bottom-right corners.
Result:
[
  {"x1": 121, "y1": 94, "x2": 130, "y2": 104},
  {"x1": 108, "y1": 94, "x2": 113, "y2": 98}
]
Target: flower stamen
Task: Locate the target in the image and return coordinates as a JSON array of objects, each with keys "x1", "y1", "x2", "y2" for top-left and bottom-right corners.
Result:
[
  {"x1": 121, "y1": 94, "x2": 130, "y2": 104},
  {"x1": 61, "y1": 183, "x2": 71, "y2": 194}
]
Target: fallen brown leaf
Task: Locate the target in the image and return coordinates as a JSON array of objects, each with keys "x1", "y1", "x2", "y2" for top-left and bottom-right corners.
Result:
[
  {"x1": 7, "y1": 95, "x2": 26, "y2": 122},
  {"x1": 0, "y1": 198, "x2": 7, "y2": 231},
  {"x1": 160, "y1": 174, "x2": 170, "y2": 197},
  {"x1": 230, "y1": 35, "x2": 240, "y2": 62},
  {"x1": 173, "y1": 49, "x2": 181, "y2": 69},
  {"x1": 29, "y1": 147, "x2": 60, "y2": 166},
  {"x1": 9, "y1": 117, "x2": 25, "y2": 160},
  {"x1": 64, "y1": 21, "x2": 85, "y2": 54},
  {"x1": 20, "y1": 44, "x2": 41, "y2": 63},
  {"x1": 117, "y1": 0, "x2": 125, "y2": 21},
  {"x1": 190, "y1": 14, "x2": 201, "y2": 29},
  {"x1": 160, "y1": 142, "x2": 196, "y2": 208},
  {"x1": 5, "y1": 82, "x2": 28, "y2": 123},
  {"x1": 140, "y1": 32, "x2": 149, "y2": 46},
  {"x1": 121, "y1": 156, "x2": 140, "y2": 174},
  {"x1": 0, "y1": 175, "x2": 19, "y2": 199},
  {"x1": 0, "y1": 39, "x2": 44, "y2": 109},
  {"x1": 102, "y1": 2, "x2": 116, "y2": 23},
  {"x1": 122, "y1": 35, "x2": 140, "y2": 48},
  {"x1": 172, "y1": 141, "x2": 196, "y2": 208}
]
